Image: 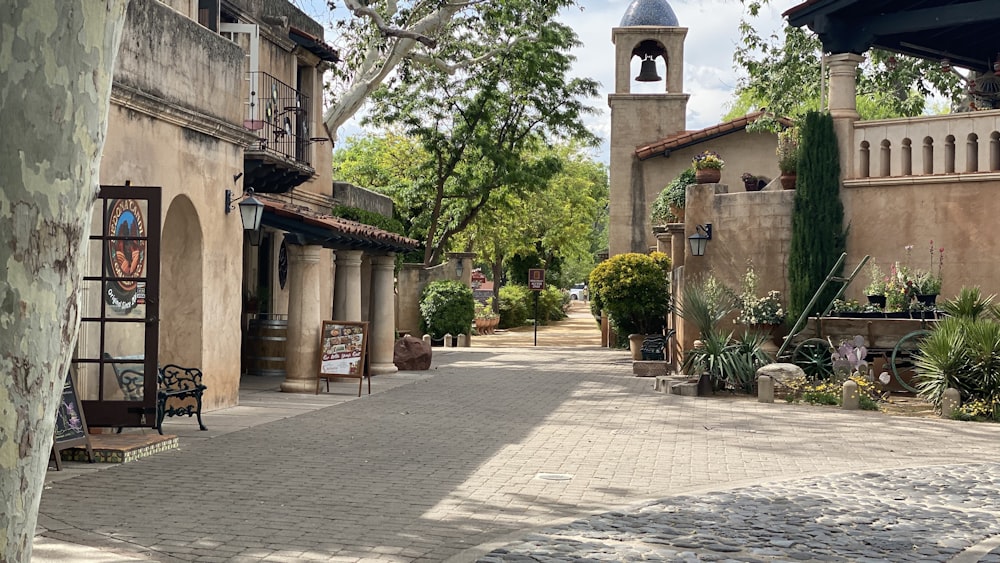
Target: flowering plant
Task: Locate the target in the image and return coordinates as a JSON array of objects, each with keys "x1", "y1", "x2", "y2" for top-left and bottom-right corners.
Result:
[
  {"x1": 692, "y1": 150, "x2": 724, "y2": 170},
  {"x1": 864, "y1": 262, "x2": 887, "y2": 296},
  {"x1": 738, "y1": 291, "x2": 786, "y2": 325},
  {"x1": 735, "y1": 261, "x2": 785, "y2": 325},
  {"x1": 777, "y1": 127, "x2": 799, "y2": 174}
]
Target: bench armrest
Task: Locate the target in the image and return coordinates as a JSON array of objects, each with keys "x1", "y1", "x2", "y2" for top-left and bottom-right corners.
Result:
[{"x1": 158, "y1": 364, "x2": 206, "y2": 392}]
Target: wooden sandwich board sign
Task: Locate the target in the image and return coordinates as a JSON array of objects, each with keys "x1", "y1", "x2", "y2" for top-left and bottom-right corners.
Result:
[
  {"x1": 316, "y1": 320, "x2": 370, "y2": 396},
  {"x1": 50, "y1": 370, "x2": 95, "y2": 470}
]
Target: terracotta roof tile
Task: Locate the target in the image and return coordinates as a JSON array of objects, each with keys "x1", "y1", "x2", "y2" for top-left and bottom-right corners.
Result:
[
  {"x1": 257, "y1": 195, "x2": 419, "y2": 251},
  {"x1": 635, "y1": 111, "x2": 794, "y2": 160}
]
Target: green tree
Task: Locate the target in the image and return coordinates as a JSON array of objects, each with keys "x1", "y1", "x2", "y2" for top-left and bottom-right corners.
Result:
[
  {"x1": 787, "y1": 111, "x2": 845, "y2": 321},
  {"x1": 364, "y1": 0, "x2": 600, "y2": 265},
  {"x1": 1, "y1": 1, "x2": 130, "y2": 558},
  {"x1": 729, "y1": 0, "x2": 964, "y2": 125},
  {"x1": 457, "y1": 143, "x2": 608, "y2": 304}
]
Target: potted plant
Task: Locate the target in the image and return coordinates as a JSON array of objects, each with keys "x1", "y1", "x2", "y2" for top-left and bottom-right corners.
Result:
[
  {"x1": 735, "y1": 262, "x2": 786, "y2": 347},
  {"x1": 777, "y1": 127, "x2": 799, "y2": 190},
  {"x1": 651, "y1": 168, "x2": 695, "y2": 225},
  {"x1": 864, "y1": 262, "x2": 887, "y2": 309},
  {"x1": 588, "y1": 252, "x2": 671, "y2": 359},
  {"x1": 692, "y1": 150, "x2": 724, "y2": 184}
]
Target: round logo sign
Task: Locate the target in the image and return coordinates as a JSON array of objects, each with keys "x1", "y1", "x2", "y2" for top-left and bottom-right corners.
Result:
[{"x1": 104, "y1": 199, "x2": 146, "y2": 313}]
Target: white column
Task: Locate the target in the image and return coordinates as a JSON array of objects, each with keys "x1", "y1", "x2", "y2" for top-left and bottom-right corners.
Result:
[
  {"x1": 333, "y1": 250, "x2": 363, "y2": 321},
  {"x1": 281, "y1": 243, "x2": 322, "y2": 393},
  {"x1": 369, "y1": 254, "x2": 398, "y2": 375}
]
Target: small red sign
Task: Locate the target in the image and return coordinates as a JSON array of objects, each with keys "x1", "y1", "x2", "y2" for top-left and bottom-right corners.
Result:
[{"x1": 528, "y1": 268, "x2": 545, "y2": 291}]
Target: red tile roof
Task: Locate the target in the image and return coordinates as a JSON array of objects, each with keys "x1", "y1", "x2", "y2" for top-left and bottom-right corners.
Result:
[
  {"x1": 257, "y1": 195, "x2": 419, "y2": 251},
  {"x1": 634, "y1": 111, "x2": 793, "y2": 160}
]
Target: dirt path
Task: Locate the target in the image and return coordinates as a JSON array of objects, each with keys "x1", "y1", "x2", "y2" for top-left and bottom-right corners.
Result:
[{"x1": 471, "y1": 299, "x2": 602, "y2": 348}]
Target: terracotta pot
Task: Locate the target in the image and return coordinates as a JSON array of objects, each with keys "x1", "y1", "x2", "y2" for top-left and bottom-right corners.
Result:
[
  {"x1": 668, "y1": 204, "x2": 685, "y2": 223},
  {"x1": 779, "y1": 173, "x2": 797, "y2": 190},
  {"x1": 695, "y1": 168, "x2": 722, "y2": 184}
]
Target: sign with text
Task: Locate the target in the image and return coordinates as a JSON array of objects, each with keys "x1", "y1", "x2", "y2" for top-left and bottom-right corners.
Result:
[
  {"x1": 317, "y1": 321, "x2": 370, "y2": 396},
  {"x1": 528, "y1": 268, "x2": 546, "y2": 291}
]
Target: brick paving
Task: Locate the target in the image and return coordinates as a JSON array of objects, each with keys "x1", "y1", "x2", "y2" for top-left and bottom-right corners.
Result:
[{"x1": 33, "y1": 307, "x2": 1000, "y2": 562}]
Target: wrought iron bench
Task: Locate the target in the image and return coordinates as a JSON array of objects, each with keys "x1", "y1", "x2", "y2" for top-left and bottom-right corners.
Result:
[{"x1": 104, "y1": 354, "x2": 208, "y2": 434}]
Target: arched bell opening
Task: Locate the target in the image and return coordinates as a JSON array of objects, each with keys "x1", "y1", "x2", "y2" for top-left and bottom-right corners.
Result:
[{"x1": 629, "y1": 39, "x2": 668, "y2": 92}]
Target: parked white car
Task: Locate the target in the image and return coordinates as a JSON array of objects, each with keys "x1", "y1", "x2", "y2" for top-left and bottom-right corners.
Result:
[{"x1": 569, "y1": 283, "x2": 587, "y2": 300}]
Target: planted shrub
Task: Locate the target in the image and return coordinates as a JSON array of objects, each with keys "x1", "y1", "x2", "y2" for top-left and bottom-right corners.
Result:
[
  {"x1": 498, "y1": 284, "x2": 566, "y2": 328},
  {"x1": 498, "y1": 284, "x2": 531, "y2": 329},
  {"x1": 589, "y1": 252, "x2": 670, "y2": 336},
  {"x1": 787, "y1": 111, "x2": 846, "y2": 321},
  {"x1": 419, "y1": 280, "x2": 474, "y2": 339}
]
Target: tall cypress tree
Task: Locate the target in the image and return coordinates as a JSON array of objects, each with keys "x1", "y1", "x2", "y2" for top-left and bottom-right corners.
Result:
[{"x1": 787, "y1": 111, "x2": 845, "y2": 322}]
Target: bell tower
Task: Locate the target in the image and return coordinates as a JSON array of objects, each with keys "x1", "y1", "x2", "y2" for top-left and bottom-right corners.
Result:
[{"x1": 608, "y1": 0, "x2": 689, "y2": 255}]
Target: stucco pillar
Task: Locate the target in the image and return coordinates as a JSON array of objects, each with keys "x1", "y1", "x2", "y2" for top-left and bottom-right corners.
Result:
[
  {"x1": 281, "y1": 243, "x2": 322, "y2": 393},
  {"x1": 654, "y1": 228, "x2": 671, "y2": 254},
  {"x1": 827, "y1": 53, "x2": 864, "y2": 180},
  {"x1": 667, "y1": 223, "x2": 685, "y2": 269},
  {"x1": 333, "y1": 249, "x2": 363, "y2": 322},
  {"x1": 369, "y1": 254, "x2": 398, "y2": 375}
]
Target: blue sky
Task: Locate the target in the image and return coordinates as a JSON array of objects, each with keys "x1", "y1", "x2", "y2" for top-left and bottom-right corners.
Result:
[{"x1": 293, "y1": 0, "x2": 801, "y2": 164}]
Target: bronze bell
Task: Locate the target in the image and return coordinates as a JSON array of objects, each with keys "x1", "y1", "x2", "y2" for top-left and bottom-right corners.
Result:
[{"x1": 635, "y1": 57, "x2": 662, "y2": 82}]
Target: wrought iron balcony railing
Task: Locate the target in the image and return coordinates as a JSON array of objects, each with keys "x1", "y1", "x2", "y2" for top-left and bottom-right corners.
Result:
[{"x1": 243, "y1": 71, "x2": 314, "y2": 165}]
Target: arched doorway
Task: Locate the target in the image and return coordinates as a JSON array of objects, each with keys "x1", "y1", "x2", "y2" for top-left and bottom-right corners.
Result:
[{"x1": 161, "y1": 196, "x2": 204, "y2": 371}]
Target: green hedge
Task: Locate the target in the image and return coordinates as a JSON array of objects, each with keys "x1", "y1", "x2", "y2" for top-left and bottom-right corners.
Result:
[
  {"x1": 498, "y1": 285, "x2": 566, "y2": 329},
  {"x1": 419, "y1": 280, "x2": 474, "y2": 339}
]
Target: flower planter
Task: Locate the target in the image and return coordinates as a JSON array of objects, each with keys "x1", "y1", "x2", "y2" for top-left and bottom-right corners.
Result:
[
  {"x1": 668, "y1": 204, "x2": 685, "y2": 223},
  {"x1": 866, "y1": 295, "x2": 887, "y2": 309},
  {"x1": 694, "y1": 168, "x2": 721, "y2": 184},
  {"x1": 916, "y1": 294, "x2": 938, "y2": 307},
  {"x1": 779, "y1": 173, "x2": 796, "y2": 190}
]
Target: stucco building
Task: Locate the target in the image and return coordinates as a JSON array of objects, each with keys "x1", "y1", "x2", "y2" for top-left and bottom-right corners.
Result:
[
  {"x1": 609, "y1": 0, "x2": 1000, "y2": 359},
  {"x1": 72, "y1": 0, "x2": 417, "y2": 431}
]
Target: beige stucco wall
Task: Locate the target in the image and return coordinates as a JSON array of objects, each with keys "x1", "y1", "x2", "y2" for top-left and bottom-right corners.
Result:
[
  {"x1": 637, "y1": 131, "x2": 782, "y2": 251},
  {"x1": 95, "y1": 106, "x2": 247, "y2": 410},
  {"x1": 842, "y1": 178, "x2": 1000, "y2": 302}
]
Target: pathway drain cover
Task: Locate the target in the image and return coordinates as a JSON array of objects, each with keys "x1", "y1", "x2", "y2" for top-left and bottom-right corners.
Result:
[{"x1": 536, "y1": 473, "x2": 574, "y2": 481}]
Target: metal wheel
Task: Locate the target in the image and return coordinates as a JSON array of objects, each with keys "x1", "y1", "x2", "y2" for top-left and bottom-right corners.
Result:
[
  {"x1": 791, "y1": 338, "x2": 834, "y2": 380},
  {"x1": 890, "y1": 330, "x2": 931, "y2": 393}
]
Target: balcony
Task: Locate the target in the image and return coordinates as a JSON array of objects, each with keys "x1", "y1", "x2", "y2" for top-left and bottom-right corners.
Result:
[{"x1": 242, "y1": 71, "x2": 320, "y2": 193}]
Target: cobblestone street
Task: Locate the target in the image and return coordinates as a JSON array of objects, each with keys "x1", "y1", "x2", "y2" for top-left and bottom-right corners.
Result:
[{"x1": 34, "y1": 305, "x2": 1000, "y2": 562}]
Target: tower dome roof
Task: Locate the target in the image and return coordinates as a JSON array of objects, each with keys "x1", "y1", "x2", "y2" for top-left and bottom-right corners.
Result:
[{"x1": 620, "y1": 0, "x2": 679, "y2": 27}]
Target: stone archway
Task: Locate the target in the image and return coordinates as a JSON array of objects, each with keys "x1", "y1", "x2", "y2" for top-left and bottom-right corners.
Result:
[{"x1": 160, "y1": 195, "x2": 204, "y2": 370}]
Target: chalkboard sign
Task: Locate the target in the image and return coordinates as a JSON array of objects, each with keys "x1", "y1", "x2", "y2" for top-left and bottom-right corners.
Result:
[
  {"x1": 50, "y1": 371, "x2": 94, "y2": 470},
  {"x1": 316, "y1": 320, "x2": 370, "y2": 396}
]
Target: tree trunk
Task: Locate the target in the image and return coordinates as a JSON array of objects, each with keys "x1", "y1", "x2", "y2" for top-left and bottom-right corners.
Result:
[{"x1": 0, "y1": 1, "x2": 128, "y2": 560}]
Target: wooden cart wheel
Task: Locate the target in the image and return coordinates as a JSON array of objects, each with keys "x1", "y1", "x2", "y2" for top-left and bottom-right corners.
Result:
[
  {"x1": 890, "y1": 329, "x2": 931, "y2": 394},
  {"x1": 791, "y1": 338, "x2": 834, "y2": 381}
]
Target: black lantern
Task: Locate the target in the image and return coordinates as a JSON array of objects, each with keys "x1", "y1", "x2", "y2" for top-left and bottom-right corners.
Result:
[
  {"x1": 226, "y1": 188, "x2": 265, "y2": 246},
  {"x1": 688, "y1": 223, "x2": 712, "y2": 257}
]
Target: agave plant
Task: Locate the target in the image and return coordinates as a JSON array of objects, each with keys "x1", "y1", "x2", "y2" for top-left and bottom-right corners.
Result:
[
  {"x1": 912, "y1": 316, "x2": 1000, "y2": 406},
  {"x1": 683, "y1": 328, "x2": 770, "y2": 393},
  {"x1": 940, "y1": 286, "x2": 995, "y2": 320}
]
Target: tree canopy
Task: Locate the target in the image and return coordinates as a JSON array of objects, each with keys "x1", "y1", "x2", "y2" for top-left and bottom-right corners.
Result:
[
  {"x1": 728, "y1": 0, "x2": 964, "y2": 125},
  {"x1": 357, "y1": 0, "x2": 600, "y2": 265}
]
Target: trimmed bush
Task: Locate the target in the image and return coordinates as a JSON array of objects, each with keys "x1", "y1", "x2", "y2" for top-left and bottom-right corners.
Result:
[
  {"x1": 498, "y1": 284, "x2": 531, "y2": 329},
  {"x1": 419, "y1": 280, "x2": 474, "y2": 339},
  {"x1": 589, "y1": 252, "x2": 670, "y2": 336}
]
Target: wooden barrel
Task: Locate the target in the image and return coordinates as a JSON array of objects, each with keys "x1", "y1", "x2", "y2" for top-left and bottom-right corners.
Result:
[{"x1": 245, "y1": 316, "x2": 287, "y2": 376}]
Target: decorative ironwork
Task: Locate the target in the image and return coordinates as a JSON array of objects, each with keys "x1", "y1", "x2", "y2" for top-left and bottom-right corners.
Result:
[{"x1": 245, "y1": 71, "x2": 311, "y2": 164}]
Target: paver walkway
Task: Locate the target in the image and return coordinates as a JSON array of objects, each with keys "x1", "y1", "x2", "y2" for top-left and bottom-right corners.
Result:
[{"x1": 33, "y1": 304, "x2": 1000, "y2": 562}]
